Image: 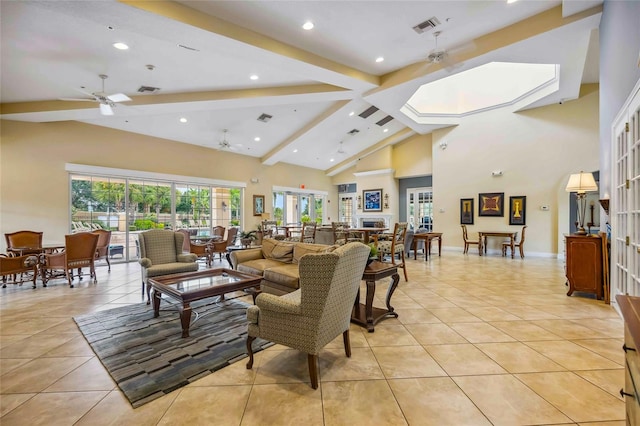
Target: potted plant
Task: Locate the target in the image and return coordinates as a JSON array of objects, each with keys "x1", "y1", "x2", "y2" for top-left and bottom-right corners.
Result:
[
  {"x1": 367, "y1": 243, "x2": 379, "y2": 266},
  {"x1": 239, "y1": 230, "x2": 257, "y2": 248}
]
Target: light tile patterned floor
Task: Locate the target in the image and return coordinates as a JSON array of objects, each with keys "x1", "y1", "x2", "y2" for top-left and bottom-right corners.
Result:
[{"x1": 0, "y1": 251, "x2": 626, "y2": 425}]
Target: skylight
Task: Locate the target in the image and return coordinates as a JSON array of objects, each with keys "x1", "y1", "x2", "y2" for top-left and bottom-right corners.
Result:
[{"x1": 403, "y1": 62, "x2": 558, "y2": 119}]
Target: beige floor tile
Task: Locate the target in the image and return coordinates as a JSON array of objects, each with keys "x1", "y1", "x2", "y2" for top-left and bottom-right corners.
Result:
[
  {"x1": 571, "y1": 338, "x2": 625, "y2": 365},
  {"x1": 252, "y1": 349, "x2": 314, "y2": 385},
  {"x1": 425, "y1": 344, "x2": 507, "y2": 376},
  {"x1": 319, "y1": 347, "x2": 385, "y2": 382},
  {"x1": 502, "y1": 305, "x2": 562, "y2": 320},
  {"x1": 449, "y1": 322, "x2": 517, "y2": 343},
  {"x1": 188, "y1": 355, "x2": 258, "y2": 386},
  {"x1": 45, "y1": 357, "x2": 115, "y2": 391},
  {"x1": 516, "y1": 371, "x2": 626, "y2": 422},
  {"x1": 322, "y1": 380, "x2": 407, "y2": 426},
  {"x1": 575, "y1": 369, "x2": 626, "y2": 401},
  {"x1": 489, "y1": 320, "x2": 563, "y2": 341},
  {"x1": 463, "y1": 306, "x2": 521, "y2": 321},
  {"x1": 324, "y1": 326, "x2": 369, "y2": 349},
  {"x1": 0, "y1": 333, "x2": 76, "y2": 358},
  {"x1": 42, "y1": 335, "x2": 96, "y2": 357},
  {"x1": 242, "y1": 383, "x2": 323, "y2": 426},
  {"x1": 532, "y1": 319, "x2": 611, "y2": 339},
  {"x1": 75, "y1": 389, "x2": 177, "y2": 426},
  {"x1": 396, "y1": 308, "x2": 442, "y2": 324},
  {"x1": 0, "y1": 334, "x2": 29, "y2": 349},
  {"x1": 576, "y1": 422, "x2": 625, "y2": 426},
  {"x1": 524, "y1": 340, "x2": 622, "y2": 370},
  {"x1": 0, "y1": 356, "x2": 91, "y2": 393},
  {"x1": 405, "y1": 323, "x2": 468, "y2": 345},
  {"x1": 362, "y1": 324, "x2": 419, "y2": 346},
  {"x1": 0, "y1": 358, "x2": 31, "y2": 376},
  {"x1": 428, "y1": 307, "x2": 483, "y2": 323},
  {"x1": 389, "y1": 377, "x2": 492, "y2": 425},
  {"x1": 371, "y1": 345, "x2": 447, "y2": 378},
  {"x1": 454, "y1": 374, "x2": 572, "y2": 425},
  {"x1": 0, "y1": 317, "x2": 68, "y2": 335},
  {"x1": 0, "y1": 393, "x2": 35, "y2": 418},
  {"x1": 0, "y1": 391, "x2": 108, "y2": 426},
  {"x1": 157, "y1": 385, "x2": 251, "y2": 426},
  {"x1": 475, "y1": 342, "x2": 566, "y2": 373}
]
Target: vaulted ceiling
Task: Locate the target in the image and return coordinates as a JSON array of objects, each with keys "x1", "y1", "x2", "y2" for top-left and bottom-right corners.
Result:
[{"x1": 0, "y1": 0, "x2": 602, "y2": 175}]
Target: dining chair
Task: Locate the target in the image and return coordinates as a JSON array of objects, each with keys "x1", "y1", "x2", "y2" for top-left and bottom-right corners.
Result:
[
  {"x1": 246, "y1": 242, "x2": 370, "y2": 389},
  {"x1": 176, "y1": 229, "x2": 191, "y2": 253},
  {"x1": 261, "y1": 220, "x2": 286, "y2": 240},
  {"x1": 189, "y1": 239, "x2": 213, "y2": 267},
  {"x1": 212, "y1": 226, "x2": 226, "y2": 240},
  {"x1": 331, "y1": 222, "x2": 364, "y2": 245},
  {"x1": 209, "y1": 227, "x2": 239, "y2": 261},
  {"x1": 301, "y1": 222, "x2": 317, "y2": 243},
  {"x1": 461, "y1": 225, "x2": 479, "y2": 254},
  {"x1": 42, "y1": 232, "x2": 100, "y2": 287},
  {"x1": 5, "y1": 230, "x2": 43, "y2": 256},
  {"x1": 502, "y1": 225, "x2": 527, "y2": 258},
  {"x1": 0, "y1": 254, "x2": 39, "y2": 289},
  {"x1": 371, "y1": 222, "x2": 409, "y2": 281},
  {"x1": 92, "y1": 229, "x2": 112, "y2": 272}
]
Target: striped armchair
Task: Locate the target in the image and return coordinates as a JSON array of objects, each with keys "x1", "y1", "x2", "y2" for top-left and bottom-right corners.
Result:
[
  {"x1": 138, "y1": 230, "x2": 198, "y2": 304},
  {"x1": 246, "y1": 241, "x2": 370, "y2": 389}
]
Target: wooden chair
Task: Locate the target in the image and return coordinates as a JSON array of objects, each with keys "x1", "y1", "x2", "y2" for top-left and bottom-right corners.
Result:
[
  {"x1": 246, "y1": 242, "x2": 370, "y2": 389},
  {"x1": 461, "y1": 225, "x2": 479, "y2": 254},
  {"x1": 176, "y1": 229, "x2": 191, "y2": 253},
  {"x1": 189, "y1": 240, "x2": 213, "y2": 267},
  {"x1": 261, "y1": 220, "x2": 285, "y2": 240},
  {"x1": 301, "y1": 222, "x2": 317, "y2": 243},
  {"x1": 212, "y1": 226, "x2": 226, "y2": 240},
  {"x1": 92, "y1": 229, "x2": 112, "y2": 272},
  {"x1": 502, "y1": 225, "x2": 527, "y2": 258},
  {"x1": 371, "y1": 222, "x2": 409, "y2": 281},
  {"x1": 0, "y1": 254, "x2": 39, "y2": 289},
  {"x1": 42, "y1": 232, "x2": 100, "y2": 287},
  {"x1": 331, "y1": 222, "x2": 364, "y2": 245},
  {"x1": 5, "y1": 230, "x2": 43, "y2": 256},
  {"x1": 210, "y1": 227, "x2": 239, "y2": 261}
]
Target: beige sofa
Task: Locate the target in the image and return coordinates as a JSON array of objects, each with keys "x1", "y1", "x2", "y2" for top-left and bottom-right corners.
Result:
[{"x1": 229, "y1": 238, "x2": 336, "y2": 295}]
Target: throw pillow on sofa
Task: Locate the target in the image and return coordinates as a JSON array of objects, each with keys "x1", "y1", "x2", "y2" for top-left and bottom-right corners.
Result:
[{"x1": 261, "y1": 238, "x2": 294, "y2": 263}]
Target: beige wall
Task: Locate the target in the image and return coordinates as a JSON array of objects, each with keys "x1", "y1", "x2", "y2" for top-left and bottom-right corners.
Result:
[
  {"x1": 393, "y1": 133, "x2": 433, "y2": 178},
  {"x1": 0, "y1": 120, "x2": 336, "y2": 249}
]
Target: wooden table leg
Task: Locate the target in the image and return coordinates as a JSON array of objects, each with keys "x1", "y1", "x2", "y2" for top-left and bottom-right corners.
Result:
[
  {"x1": 385, "y1": 273, "x2": 400, "y2": 317},
  {"x1": 179, "y1": 303, "x2": 192, "y2": 338},
  {"x1": 365, "y1": 278, "x2": 376, "y2": 332},
  {"x1": 438, "y1": 237, "x2": 442, "y2": 256},
  {"x1": 510, "y1": 236, "x2": 515, "y2": 259},
  {"x1": 478, "y1": 233, "x2": 484, "y2": 256},
  {"x1": 153, "y1": 289, "x2": 161, "y2": 318}
]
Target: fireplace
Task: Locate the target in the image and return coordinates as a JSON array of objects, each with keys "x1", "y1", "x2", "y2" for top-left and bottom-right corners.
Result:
[{"x1": 354, "y1": 214, "x2": 392, "y2": 228}]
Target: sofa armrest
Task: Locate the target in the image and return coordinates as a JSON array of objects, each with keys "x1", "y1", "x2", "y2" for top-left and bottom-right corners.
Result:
[
  {"x1": 230, "y1": 248, "x2": 263, "y2": 269},
  {"x1": 139, "y1": 257, "x2": 152, "y2": 268},
  {"x1": 255, "y1": 291, "x2": 301, "y2": 315},
  {"x1": 177, "y1": 253, "x2": 197, "y2": 263}
]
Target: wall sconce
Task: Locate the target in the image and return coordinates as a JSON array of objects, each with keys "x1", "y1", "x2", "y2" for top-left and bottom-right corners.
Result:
[
  {"x1": 384, "y1": 193, "x2": 390, "y2": 209},
  {"x1": 357, "y1": 195, "x2": 362, "y2": 210},
  {"x1": 221, "y1": 201, "x2": 228, "y2": 212}
]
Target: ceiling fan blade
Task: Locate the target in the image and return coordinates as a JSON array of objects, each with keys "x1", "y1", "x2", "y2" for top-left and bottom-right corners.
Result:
[
  {"x1": 59, "y1": 97, "x2": 97, "y2": 102},
  {"x1": 99, "y1": 103, "x2": 114, "y2": 116},
  {"x1": 107, "y1": 93, "x2": 132, "y2": 103}
]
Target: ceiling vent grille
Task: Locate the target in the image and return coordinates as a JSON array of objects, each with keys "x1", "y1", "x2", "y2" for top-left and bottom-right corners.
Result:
[
  {"x1": 137, "y1": 85, "x2": 161, "y2": 93},
  {"x1": 358, "y1": 106, "x2": 379, "y2": 119},
  {"x1": 257, "y1": 113, "x2": 272, "y2": 123},
  {"x1": 412, "y1": 17, "x2": 441, "y2": 34},
  {"x1": 347, "y1": 129, "x2": 360, "y2": 135},
  {"x1": 376, "y1": 115, "x2": 393, "y2": 126}
]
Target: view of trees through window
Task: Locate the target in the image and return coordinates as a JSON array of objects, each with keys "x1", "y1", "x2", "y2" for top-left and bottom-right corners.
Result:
[
  {"x1": 71, "y1": 174, "x2": 242, "y2": 261},
  {"x1": 272, "y1": 191, "x2": 324, "y2": 225}
]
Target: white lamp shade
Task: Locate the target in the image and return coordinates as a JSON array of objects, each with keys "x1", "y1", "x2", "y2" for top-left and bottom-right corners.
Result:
[{"x1": 565, "y1": 172, "x2": 598, "y2": 193}]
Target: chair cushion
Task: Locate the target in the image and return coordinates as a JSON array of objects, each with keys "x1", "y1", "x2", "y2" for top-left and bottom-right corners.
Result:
[
  {"x1": 263, "y1": 264, "x2": 300, "y2": 290},
  {"x1": 292, "y1": 243, "x2": 336, "y2": 264},
  {"x1": 238, "y1": 259, "x2": 283, "y2": 276},
  {"x1": 377, "y1": 240, "x2": 404, "y2": 254},
  {"x1": 145, "y1": 262, "x2": 199, "y2": 277},
  {"x1": 261, "y1": 238, "x2": 294, "y2": 263}
]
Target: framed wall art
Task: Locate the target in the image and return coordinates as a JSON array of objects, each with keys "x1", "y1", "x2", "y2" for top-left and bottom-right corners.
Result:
[
  {"x1": 460, "y1": 198, "x2": 474, "y2": 225},
  {"x1": 478, "y1": 192, "x2": 504, "y2": 217},
  {"x1": 362, "y1": 189, "x2": 383, "y2": 212},
  {"x1": 509, "y1": 196, "x2": 526, "y2": 225},
  {"x1": 253, "y1": 194, "x2": 265, "y2": 216}
]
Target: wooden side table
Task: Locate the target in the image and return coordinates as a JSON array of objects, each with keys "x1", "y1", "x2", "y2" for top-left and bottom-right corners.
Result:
[
  {"x1": 412, "y1": 232, "x2": 443, "y2": 261},
  {"x1": 351, "y1": 261, "x2": 400, "y2": 332}
]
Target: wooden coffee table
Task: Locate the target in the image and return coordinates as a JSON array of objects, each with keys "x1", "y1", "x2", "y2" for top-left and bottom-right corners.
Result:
[{"x1": 149, "y1": 268, "x2": 262, "y2": 337}]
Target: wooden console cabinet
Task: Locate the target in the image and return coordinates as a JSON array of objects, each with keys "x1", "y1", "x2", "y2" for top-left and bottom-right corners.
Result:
[
  {"x1": 565, "y1": 234, "x2": 603, "y2": 299},
  {"x1": 616, "y1": 295, "x2": 640, "y2": 425}
]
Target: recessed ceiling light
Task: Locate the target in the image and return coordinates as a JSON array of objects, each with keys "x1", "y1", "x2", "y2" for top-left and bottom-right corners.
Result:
[
  {"x1": 254, "y1": 137, "x2": 260, "y2": 142},
  {"x1": 349, "y1": 111, "x2": 355, "y2": 116},
  {"x1": 330, "y1": 158, "x2": 335, "y2": 162},
  {"x1": 179, "y1": 117, "x2": 187, "y2": 123},
  {"x1": 113, "y1": 42, "x2": 129, "y2": 50},
  {"x1": 250, "y1": 74, "x2": 259, "y2": 80},
  {"x1": 375, "y1": 57, "x2": 384, "y2": 63},
  {"x1": 383, "y1": 128, "x2": 389, "y2": 133},
  {"x1": 302, "y1": 21, "x2": 314, "y2": 30},
  {"x1": 507, "y1": 0, "x2": 518, "y2": 3},
  {"x1": 293, "y1": 149, "x2": 298, "y2": 153}
]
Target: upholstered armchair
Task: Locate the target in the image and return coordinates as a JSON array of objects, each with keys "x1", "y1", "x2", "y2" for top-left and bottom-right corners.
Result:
[
  {"x1": 371, "y1": 222, "x2": 409, "y2": 281},
  {"x1": 42, "y1": 232, "x2": 99, "y2": 287},
  {"x1": 246, "y1": 241, "x2": 370, "y2": 389},
  {"x1": 0, "y1": 254, "x2": 39, "y2": 288},
  {"x1": 138, "y1": 230, "x2": 198, "y2": 304},
  {"x1": 5, "y1": 230, "x2": 43, "y2": 256}
]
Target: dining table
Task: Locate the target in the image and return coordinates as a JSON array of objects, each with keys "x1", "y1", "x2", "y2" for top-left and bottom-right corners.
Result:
[
  {"x1": 478, "y1": 231, "x2": 517, "y2": 258},
  {"x1": 350, "y1": 227, "x2": 388, "y2": 244}
]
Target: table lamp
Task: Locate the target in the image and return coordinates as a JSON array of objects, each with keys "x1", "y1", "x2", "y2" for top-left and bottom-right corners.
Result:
[{"x1": 565, "y1": 171, "x2": 598, "y2": 235}]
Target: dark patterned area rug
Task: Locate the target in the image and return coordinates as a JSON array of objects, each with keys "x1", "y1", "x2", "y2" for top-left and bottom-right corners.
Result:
[{"x1": 74, "y1": 298, "x2": 272, "y2": 408}]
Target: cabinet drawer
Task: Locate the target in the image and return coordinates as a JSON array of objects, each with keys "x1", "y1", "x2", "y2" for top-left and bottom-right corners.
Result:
[{"x1": 624, "y1": 326, "x2": 640, "y2": 425}]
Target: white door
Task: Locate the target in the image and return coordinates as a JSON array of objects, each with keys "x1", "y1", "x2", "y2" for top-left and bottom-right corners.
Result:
[{"x1": 406, "y1": 187, "x2": 433, "y2": 231}]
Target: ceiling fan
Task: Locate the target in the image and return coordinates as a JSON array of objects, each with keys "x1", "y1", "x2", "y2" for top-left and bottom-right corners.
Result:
[
  {"x1": 415, "y1": 31, "x2": 474, "y2": 74},
  {"x1": 217, "y1": 129, "x2": 243, "y2": 151},
  {"x1": 60, "y1": 74, "x2": 131, "y2": 116}
]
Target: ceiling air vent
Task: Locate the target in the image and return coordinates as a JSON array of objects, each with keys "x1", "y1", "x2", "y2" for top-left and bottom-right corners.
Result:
[
  {"x1": 376, "y1": 115, "x2": 394, "y2": 126},
  {"x1": 358, "y1": 106, "x2": 379, "y2": 119},
  {"x1": 412, "y1": 17, "x2": 441, "y2": 34},
  {"x1": 257, "y1": 113, "x2": 272, "y2": 123},
  {"x1": 137, "y1": 85, "x2": 161, "y2": 93},
  {"x1": 347, "y1": 129, "x2": 360, "y2": 136}
]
